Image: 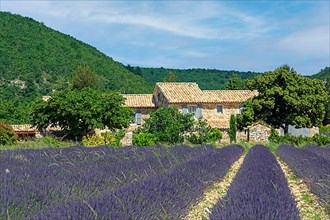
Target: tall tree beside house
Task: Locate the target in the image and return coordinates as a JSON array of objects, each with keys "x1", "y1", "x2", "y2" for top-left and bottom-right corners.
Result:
[
  {"x1": 229, "y1": 115, "x2": 237, "y2": 143},
  {"x1": 237, "y1": 65, "x2": 328, "y2": 134},
  {"x1": 31, "y1": 88, "x2": 133, "y2": 139},
  {"x1": 163, "y1": 71, "x2": 177, "y2": 82},
  {"x1": 72, "y1": 65, "x2": 99, "y2": 90},
  {"x1": 225, "y1": 74, "x2": 247, "y2": 90}
]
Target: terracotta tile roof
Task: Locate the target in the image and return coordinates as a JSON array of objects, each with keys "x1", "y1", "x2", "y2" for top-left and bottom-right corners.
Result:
[
  {"x1": 12, "y1": 124, "x2": 38, "y2": 132},
  {"x1": 203, "y1": 90, "x2": 258, "y2": 103},
  {"x1": 154, "y1": 82, "x2": 206, "y2": 103},
  {"x1": 123, "y1": 94, "x2": 156, "y2": 108},
  {"x1": 154, "y1": 82, "x2": 257, "y2": 104}
]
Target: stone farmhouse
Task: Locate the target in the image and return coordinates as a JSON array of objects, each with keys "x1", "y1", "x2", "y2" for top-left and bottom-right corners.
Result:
[{"x1": 123, "y1": 82, "x2": 258, "y2": 132}]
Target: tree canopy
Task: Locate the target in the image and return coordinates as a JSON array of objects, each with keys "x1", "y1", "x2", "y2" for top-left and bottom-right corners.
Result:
[
  {"x1": 135, "y1": 107, "x2": 194, "y2": 144},
  {"x1": 225, "y1": 74, "x2": 247, "y2": 90},
  {"x1": 237, "y1": 65, "x2": 328, "y2": 133},
  {"x1": 72, "y1": 65, "x2": 98, "y2": 90},
  {"x1": 31, "y1": 88, "x2": 133, "y2": 138}
]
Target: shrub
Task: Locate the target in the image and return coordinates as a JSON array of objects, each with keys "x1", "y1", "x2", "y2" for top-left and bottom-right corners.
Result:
[
  {"x1": 101, "y1": 132, "x2": 116, "y2": 145},
  {"x1": 186, "y1": 119, "x2": 222, "y2": 144},
  {"x1": 0, "y1": 122, "x2": 18, "y2": 145},
  {"x1": 82, "y1": 134, "x2": 106, "y2": 147},
  {"x1": 39, "y1": 136, "x2": 65, "y2": 147},
  {"x1": 269, "y1": 131, "x2": 330, "y2": 147},
  {"x1": 311, "y1": 133, "x2": 330, "y2": 146},
  {"x1": 110, "y1": 129, "x2": 125, "y2": 146},
  {"x1": 138, "y1": 107, "x2": 194, "y2": 144},
  {"x1": 133, "y1": 133, "x2": 157, "y2": 146}
]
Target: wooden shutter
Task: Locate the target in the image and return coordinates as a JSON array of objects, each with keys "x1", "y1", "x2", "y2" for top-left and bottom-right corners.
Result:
[
  {"x1": 196, "y1": 105, "x2": 202, "y2": 118},
  {"x1": 135, "y1": 111, "x2": 141, "y2": 125},
  {"x1": 182, "y1": 105, "x2": 188, "y2": 115}
]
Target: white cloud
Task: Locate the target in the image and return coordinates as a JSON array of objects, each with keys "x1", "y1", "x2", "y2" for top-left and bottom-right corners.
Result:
[{"x1": 277, "y1": 25, "x2": 329, "y2": 56}]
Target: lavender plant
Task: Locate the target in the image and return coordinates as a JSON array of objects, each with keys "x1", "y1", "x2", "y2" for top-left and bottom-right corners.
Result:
[
  {"x1": 32, "y1": 145, "x2": 243, "y2": 219},
  {"x1": 277, "y1": 144, "x2": 330, "y2": 209},
  {"x1": 210, "y1": 145, "x2": 300, "y2": 220}
]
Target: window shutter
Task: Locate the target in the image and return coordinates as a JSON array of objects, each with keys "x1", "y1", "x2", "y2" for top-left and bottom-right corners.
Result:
[
  {"x1": 135, "y1": 111, "x2": 141, "y2": 125},
  {"x1": 196, "y1": 105, "x2": 202, "y2": 118},
  {"x1": 182, "y1": 105, "x2": 188, "y2": 115},
  {"x1": 239, "y1": 104, "x2": 244, "y2": 114}
]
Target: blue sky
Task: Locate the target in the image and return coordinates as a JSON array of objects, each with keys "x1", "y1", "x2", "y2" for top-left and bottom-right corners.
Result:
[{"x1": 1, "y1": 0, "x2": 329, "y2": 75}]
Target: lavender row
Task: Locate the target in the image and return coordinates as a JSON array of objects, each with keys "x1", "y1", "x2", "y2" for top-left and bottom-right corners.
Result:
[
  {"x1": 32, "y1": 145, "x2": 244, "y2": 220},
  {"x1": 277, "y1": 144, "x2": 330, "y2": 209},
  {"x1": 210, "y1": 145, "x2": 300, "y2": 220},
  {"x1": 303, "y1": 145, "x2": 330, "y2": 161},
  {"x1": 1, "y1": 145, "x2": 214, "y2": 219}
]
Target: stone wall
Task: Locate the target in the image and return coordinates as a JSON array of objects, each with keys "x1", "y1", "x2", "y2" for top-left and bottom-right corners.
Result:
[
  {"x1": 248, "y1": 124, "x2": 272, "y2": 142},
  {"x1": 171, "y1": 103, "x2": 241, "y2": 128}
]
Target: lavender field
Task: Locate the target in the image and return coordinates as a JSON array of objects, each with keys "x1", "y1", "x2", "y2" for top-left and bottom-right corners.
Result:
[{"x1": 1, "y1": 144, "x2": 329, "y2": 219}]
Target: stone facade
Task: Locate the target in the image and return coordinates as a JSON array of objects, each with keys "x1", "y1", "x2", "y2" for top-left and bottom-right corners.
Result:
[{"x1": 247, "y1": 123, "x2": 272, "y2": 142}]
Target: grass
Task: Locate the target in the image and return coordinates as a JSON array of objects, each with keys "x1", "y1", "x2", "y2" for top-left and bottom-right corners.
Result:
[{"x1": 0, "y1": 137, "x2": 76, "y2": 150}]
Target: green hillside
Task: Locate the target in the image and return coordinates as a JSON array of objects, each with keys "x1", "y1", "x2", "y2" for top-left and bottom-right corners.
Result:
[
  {"x1": 311, "y1": 67, "x2": 330, "y2": 79},
  {"x1": 126, "y1": 66, "x2": 261, "y2": 90},
  {"x1": 0, "y1": 12, "x2": 154, "y2": 123},
  {"x1": 0, "y1": 12, "x2": 152, "y2": 96}
]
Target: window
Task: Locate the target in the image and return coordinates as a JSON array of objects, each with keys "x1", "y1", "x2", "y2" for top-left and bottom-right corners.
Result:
[
  {"x1": 188, "y1": 106, "x2": 196, "y2": 114},
  {"x1": 239, "y1": 104, "x2": 244, "y2": 114},
  {"x1": 135, "y1": 110, "x2": 141, "y2": 125},
  {"x1": 217, "y1": 105, "x2": 223, "y2": 114}
]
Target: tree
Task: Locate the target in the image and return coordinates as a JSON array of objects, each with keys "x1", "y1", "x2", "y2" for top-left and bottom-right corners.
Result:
[
  {"x1": 0, "y1": 122, "x2": 18, "y2": 145},
  {"x1": 324, "y1": 79, "x2": 330, "y2": 124},
  {"x1": 237, "y1": 65, "x2": 328, "y2": 134},
  {"x1": 229, "y1": 115, "x2": 237, "y2": 143},
  {"x1": 72, "y1": 65, "x2": 98, "y2": 90},
  {"x1": 163, "y1": 71, "x2": 177, "y2": 82},
  {"x1": 31, "y1": 87, "x2": 133, "y2": 139},
  {"x1": 225, "y1": 74, "x2": 246, "y2": 90},
  {"x1": 186, "y1": 118, "x2": 222, "y2": 144},
  {"x1": 136, "y1": 107, "x2": 194, "y2": 144}
]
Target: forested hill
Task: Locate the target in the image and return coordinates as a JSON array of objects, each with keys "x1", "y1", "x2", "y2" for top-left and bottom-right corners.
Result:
[
  {"x1": 0, "y1": 12, "x2": 152, "y2": 96},
  {"x1": 311, "y1": 67, "x2": 330, "y2": 79},
  {"x1": 126, "y1": 66, "x2": 261, "y2": 90}
]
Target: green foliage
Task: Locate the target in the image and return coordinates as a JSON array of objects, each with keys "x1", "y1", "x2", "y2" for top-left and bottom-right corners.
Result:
[
  {"x1": 82, "y1": 134, "x2": 106, "y2": 147},
  {"x1": 0, "y1": 122, "x2": 18, "y2": 145},
  {"x1": 127, "y1": 66, "x2": 260, "y2": 90},
  {"x1": 320, "y1": 125, "x2": 330, "y2": 134},
  {"x1": 186, "y1": 119, "x2": 222, "y2": 144},
  {"x1": 31, "y1": 87, "x2": 133, "y2": 138},
  {"x1": 238, "y1": 65, "x2": 328, "y2": 133},
  {"x1": 72, "y1": 65, "x2": 98, "y2": 90},
  {"x1": 82, "y1": 132, "x2": 120, "y2": 147},
  {"x1": 37, "y1": 136, "x2": 68, "y2": 147},
  {"x1": 132, "y1": 133, "x2": 157, "y2": 146},
  {"x1": 229, "y1": 115, "x2": 237, "y2": 143},
  {"x1": 312, "y1": 67, "x2": 330, "y2": 80},
  {"x1": 324, "y1": 79, "x2": 330, "y2": 123},
  {"x1": 163, "y1": 71, "x2": 177, "y2": 82},
  {"x1": 136, "y1": 107, "x2": 194, "y2": 144},
  {"x1": 110, "y1": 129, "x2": 126, "y2": 146},
  {"x1": 269, "y1": 132, "x2": 330, "y2": 147},
  {"x1": 0, "y1": 12, "x2": 152, "y2": 124},
  {"x1": 225, "y1": 74, "x2": 247, "y2": 90}
]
